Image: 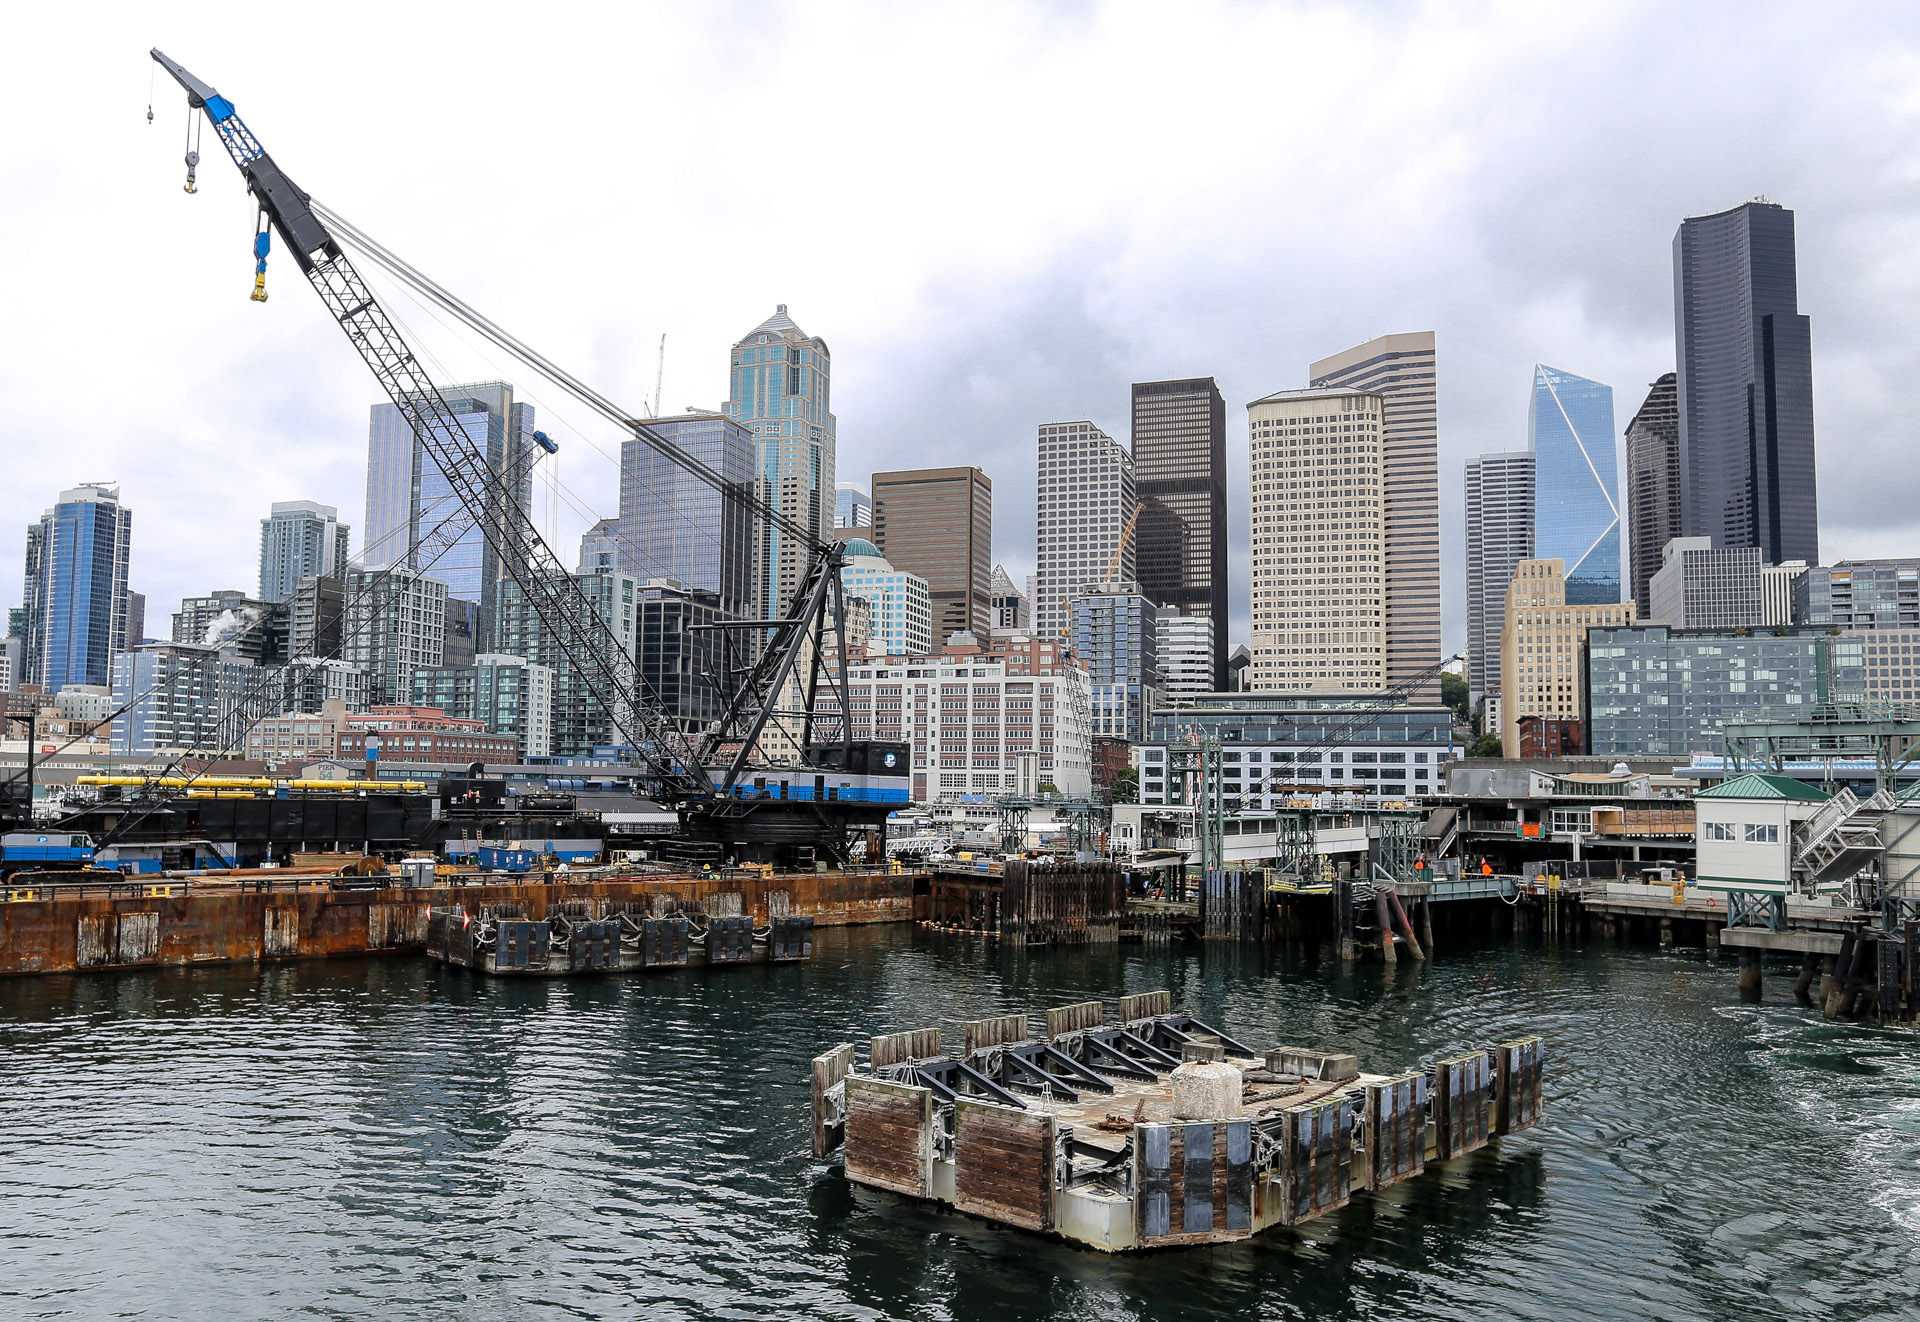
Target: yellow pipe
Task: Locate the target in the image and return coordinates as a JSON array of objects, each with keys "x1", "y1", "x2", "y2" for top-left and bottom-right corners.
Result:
[{"x1": 78, "y1": 775, "x2": 427, "y2": 792}]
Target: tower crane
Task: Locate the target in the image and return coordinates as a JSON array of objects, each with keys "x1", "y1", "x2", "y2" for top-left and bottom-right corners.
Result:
[{"x1": 147, "y1": 50, "x2": 904, "y2": 865}]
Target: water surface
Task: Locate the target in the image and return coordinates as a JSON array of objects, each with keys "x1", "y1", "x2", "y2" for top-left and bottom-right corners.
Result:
[{"x1": 3, "y1": 927, "x2": 1917, "y2": 1320}]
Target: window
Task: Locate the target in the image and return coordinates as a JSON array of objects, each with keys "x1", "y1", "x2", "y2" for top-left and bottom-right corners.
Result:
[
  {"x1": 1704, "y1": 822, "x2": 1736, "y2": 841},
  {"x1": 1743, "y1": 823, "x2": 1780, "y2": 844}
]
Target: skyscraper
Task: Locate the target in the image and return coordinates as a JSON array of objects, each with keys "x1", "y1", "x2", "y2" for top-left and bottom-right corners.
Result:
[
  {"x1": 258, "y1": 501, "x2": 350, "y2": 604},
  {"x1": 1463, "y1": 451, "x2": 1535, "y2": 704},
  {"x1": 1069, "y1": 584, "x2": 1158, "y2": 742},
  {"x1": 1674, "y1": 200, "x2": 1819, "y2": 566},
  {"x1": 872, "y1": 467, "x2": 992, "y2": 646},
  {"x1": 577, "y1": 517, "x2": 620, "y2": 576},
  {"x1": 723, "y1": 306, "x2": 835, "y2": 617},
  {"x1": 1529, "y1": 365, "x2": 1621, "y2": 604},
  {"x1": 835, "y1": 484, "x2": 871, "y2": 528},
  {"x1": 618, "y1": 412, "x2": 759, "y2": 620},
  {"x1": 1034, "y1": 422, "x2": 1135, "y2": 644},
  {"x1": 1625, "y1": 373, "x2": 1681, "y2": 618},
  {"x1": 22, "y1": 483, "x2": 134, "y2": 690},
  {"x1": 1130, "y1": 378, "x2": 1227, "y2": 689},
  {"x1": 988, "y1": 564, "x2": 1030, "y2": 634},
  {"x1": 1246, "y1": 387, "x2": 1387, "y2": 692},
  {"x1": 1310, "y1": 334, "x2": 1441, "y2": 698},
  {"x1": 344, "y1": 566, "x2": 448, "y2": 707},
  {"x1": 838, "y1": 539, "x2": 933, "y2": 658},
  {"x1": 361, "y1": 381, "x2": 538, "y2": 647}
]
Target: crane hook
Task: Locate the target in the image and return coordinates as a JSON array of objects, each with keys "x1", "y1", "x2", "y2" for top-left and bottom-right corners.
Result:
[
  {"x1": 251, "y1": 215, "x2": 271, "y2": 303},
  {"x1": 183, "y1": 148, "x2": 199, "y2": 194}
]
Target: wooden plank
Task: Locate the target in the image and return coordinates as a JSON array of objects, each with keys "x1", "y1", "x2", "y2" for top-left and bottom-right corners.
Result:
[
  {"x1": 953, "y1": 1099, "x2": 1055, "y2": 1230},
  {"x1": 811, "y1": 1044, "x2": 856, "y2": 1158},
  {"x1": 1118, "y1": 990, "x2": 1171, "y2": 1023},
  {"x1": 963, "y1": 1013, "x2": 1030, "y2": 1055},
  {"x1": 1434, "y1": 1051, "x2": 1492, "y2": 1160},
  {"x1": 263, "y1": 907, "x2": 300, "y2": 958},
  {"x1": 870, "y1": 1028, "x2": 942, "y2": 1068},
  {"x1": 844, "y1": 1075, "x2": 933, "y2": 1198},
  {"x1": 1495, "y1": 1037, "x2": 1544, "y2": 1134},
  {"x1": 1045, "y1": 1001, "x2": 1103, "y2": 1039}
]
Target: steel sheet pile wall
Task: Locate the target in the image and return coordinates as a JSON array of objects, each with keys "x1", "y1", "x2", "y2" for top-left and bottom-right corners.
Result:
[
  {"x1": 0, "y1": 870, "x2": 911, "y2": 977},
  {"x1": 1000, "y1": 861, "x2": 1127, "y2": 944}
]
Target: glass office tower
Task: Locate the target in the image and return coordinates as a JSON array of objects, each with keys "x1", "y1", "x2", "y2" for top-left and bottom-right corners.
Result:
[
  {"x1": 1528, "y1": 366, "x2": 1621, "y2": 605},
  {"x1": 618, "y1": 412, "x2": 760, "y2": 621},
  {"x1": 362, "y1": 381, "x2": 538, "y2": 646},
  {"x1": 23, "y1": 483, "x2": 134, "y2": 690}
]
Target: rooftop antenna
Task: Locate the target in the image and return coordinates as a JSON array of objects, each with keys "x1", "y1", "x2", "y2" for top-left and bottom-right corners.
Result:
[{"x1": 652, "y1": 333, "x2": 666, "y2": 418}]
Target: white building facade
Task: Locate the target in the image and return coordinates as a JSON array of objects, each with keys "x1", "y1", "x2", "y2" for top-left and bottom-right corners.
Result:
[
  {"x1": 1246, "y1": 387, "x2": 1387, "y2": 692},
  {"x1": 1034, "y1": 421, "x2": 1135, "y2": 644},
  {"x1": 831, "y1": 653, "x2": 1093, "y2": 802},
  {"x1": 839, "y1": 539, "x2": 933, "y2": 658}
]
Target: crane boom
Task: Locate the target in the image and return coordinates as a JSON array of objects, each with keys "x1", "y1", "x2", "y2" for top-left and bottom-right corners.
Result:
[{"x1": 151, "y1": 48, "x2": 703, "y2": 796}]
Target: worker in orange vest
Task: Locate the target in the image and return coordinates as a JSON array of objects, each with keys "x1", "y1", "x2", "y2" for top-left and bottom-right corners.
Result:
[{"x1": 1480, "y1": 857, "x2": 1493, "y2": 876}]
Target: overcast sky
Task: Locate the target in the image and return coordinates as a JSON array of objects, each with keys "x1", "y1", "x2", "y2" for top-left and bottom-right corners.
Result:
[{"x1": 5, "y1": 2, "x2": 1919, "y2": 656}]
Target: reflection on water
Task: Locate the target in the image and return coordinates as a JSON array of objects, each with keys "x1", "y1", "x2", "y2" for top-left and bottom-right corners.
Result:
[{"x1": 2, "y1": 926, "x2": 1916, "y2": 1320}]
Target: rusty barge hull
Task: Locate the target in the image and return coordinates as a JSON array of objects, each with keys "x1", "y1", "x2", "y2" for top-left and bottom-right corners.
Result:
[{"x1": 0, "y1": 870, "x2": 912, "y2": 977}]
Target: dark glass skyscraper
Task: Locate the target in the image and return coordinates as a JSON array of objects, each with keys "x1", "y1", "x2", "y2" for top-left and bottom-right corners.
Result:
[
  {"x1": 1130, "y1": 378, "x2": 1226, "y2": 689},
  {"x1": 1673, "y1": 201, "x2": 1819, "y2": 565},
  {"x1": 1529, "y1": 366, "x2": 1621, "y2": 605},
  {"x1": 1625, "y1": 373, "x2": 1681, "y2": 618},
  {"x1": 618, "y1": 412, "x2": 760, "y2": 621}
]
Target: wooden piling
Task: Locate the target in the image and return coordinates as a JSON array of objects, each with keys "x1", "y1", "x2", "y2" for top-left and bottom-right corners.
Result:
[
  {"x1": 1386, "y1": 890, "x2": 1425, "y2": 962},
  {"x1": 1737, "y1": 949, "x2": 1762, "y2": 1001},
  {"x1": 1375, "y1": 892, "x2": 1396, "y2": 964},
  {"x1": 1792, "y1": 954, "x2": 1818, "y2": 1007}
]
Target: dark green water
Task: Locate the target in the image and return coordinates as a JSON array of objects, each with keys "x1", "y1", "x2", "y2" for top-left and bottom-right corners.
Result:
[{"x1": 3, "y1": 926, "x2": 1918, "y2": 1320}]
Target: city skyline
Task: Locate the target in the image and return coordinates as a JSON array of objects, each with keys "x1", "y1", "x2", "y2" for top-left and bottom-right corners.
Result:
[{"x1": 6, "y1": 8, "x2": 1909, "y2": 662}]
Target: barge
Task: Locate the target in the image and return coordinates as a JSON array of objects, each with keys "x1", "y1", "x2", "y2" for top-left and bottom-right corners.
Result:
[
  {"x1": 427, "y1": 898, "x2": 814, "y2": 976},
  {"x1": 811, "y1": 991, "x2": 1543, "y2": 1251}
]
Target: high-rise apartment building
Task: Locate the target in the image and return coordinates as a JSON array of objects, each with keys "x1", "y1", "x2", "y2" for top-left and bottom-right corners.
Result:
[
  {"x1": 287, "y1": 575, "x2": 345, "y2": 661},
  {"x1": 1498, "y1": 559, "x2": 1636, "y2": 755},
  {"x1": 1034, "y1": 422, "x2": 1135, "y2": 644},
  {"x1": 1069, "y1": 583, "x2": 1158, "y2": 742},
  {"x1": 619, "y1": 412, "x2": 760, "y2": 620},
  {"x1": 1130, "y1": 378, "x2": 1227, "y2": 688},
  {"x1": 1463, "y1": 451, "x2": 1534, "y2": 704},
  {"x1": 1310, "y1": 334, "x2": 1441, "y2": 699},
  {"x1": 1529, "y1": 366, "x2": 1621, "y2": 604},
  {"x1": 22, "y1": 483, "x2": 135, "y2": 691},
  {"x1": 1646, "y1": 537, "x2": 1764, "y2": 628},
  {"x1": 839, "y1": 539, "x2": 933, "y2": 658},
  {"x1": 872, "y1": 467, "x2": 992, "y2": 645},
  {"x1": 412, "y1": 653, "x2": 555, "y2": 759},
  {"x1": 635, "y1": 584, "x2": 740, "y2": 734},
  {"x1": 1246, "y1": 388, "x2": 1386, "y2": 692},
  {"x1": 362, "y1": 381, "x2": 539, "y2": 646},
  {"x1": 1674, "y1": 200, "x2": 1819, "y2": 565},
  {"x1": 835, "y1": 484, "x2": 871, "y2": 528},
  {"x1": 172, "y1": 590, "x2": 286, "y2": 666},
  {"x1": 344, "y1": 566, "x2": 448, "y2": 707},
  {"x1": 258, "y1": 501, "x2": 350, "y2": 604},
  {"x1": 109, "y1": 642, "x2": 264, "y2": 756},
  {"x1": 1796, "y1": 560, "x2": 1920, "y2": 629},
  {"x1": 722, "y1": 306, "x2": 835, "y2": 616},
  {"x1": 1624, "y1": 374, "x2": 1681, "y2": 618},
  {"x1": 493, "y1": 570, "x2": 638, "y2": 756}
]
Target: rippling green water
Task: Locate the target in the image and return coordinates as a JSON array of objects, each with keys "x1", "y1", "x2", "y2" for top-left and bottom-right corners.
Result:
[{"x1": 3, "y1": 926, "x2": 1918, "y2": 1320}]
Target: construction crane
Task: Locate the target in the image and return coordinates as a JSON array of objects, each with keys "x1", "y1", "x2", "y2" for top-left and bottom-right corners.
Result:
[
  {"x1": 1100, "y1": 501, "x2": 1145, "y2": 588},
  {"x1": 148, "y1": 50, "x2": 903, "y2": 865}
]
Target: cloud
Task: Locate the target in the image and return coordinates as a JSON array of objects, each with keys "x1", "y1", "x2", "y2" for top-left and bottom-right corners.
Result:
[{"x1": 3, "y1": 1, "x2": 1918, "y2": 666}]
